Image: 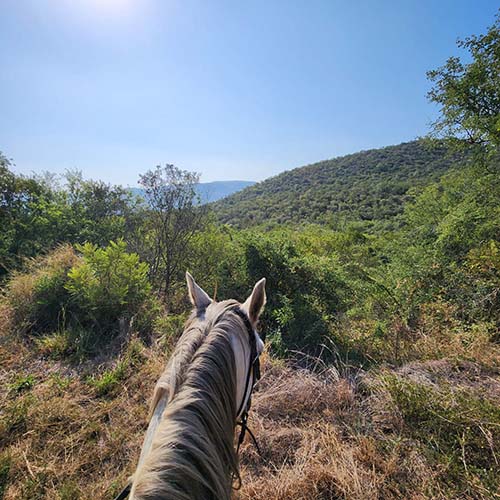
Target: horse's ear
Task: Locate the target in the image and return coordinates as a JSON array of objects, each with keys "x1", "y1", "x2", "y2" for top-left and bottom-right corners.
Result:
[
  {"x1": 242, "y1": 278, "x2": 266, "y2": 325},
  {"x1": 186, "y1": 272, "x2": 212, "y2": 310}
]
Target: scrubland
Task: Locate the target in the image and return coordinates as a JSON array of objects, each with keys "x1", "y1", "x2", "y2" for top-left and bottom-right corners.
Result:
[
  {"x1": 1, "y1": 290, "x2": 499, "y2": 499},
  {"x1": 2, "y1": 154, "x2": 500, "y2": 499}
]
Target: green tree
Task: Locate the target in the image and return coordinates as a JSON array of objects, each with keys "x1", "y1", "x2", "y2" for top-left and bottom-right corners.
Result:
[
  {"x1": 0, "y1": 159, "x2": 139, "y2": 278},
  {"x1": 0, "y1": 153, "x2": 61, "y2": 277},
  {"x1": 427, "y1": 11, "x2": 500, "y2": 156},
  {"x1": 63, "y1": 170, "x2": 139, "y2": 247}
]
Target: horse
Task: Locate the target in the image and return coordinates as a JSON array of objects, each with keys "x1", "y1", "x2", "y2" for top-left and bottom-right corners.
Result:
[{"x1": 126, "y1": 272, "x2": 267, "y2": 500}]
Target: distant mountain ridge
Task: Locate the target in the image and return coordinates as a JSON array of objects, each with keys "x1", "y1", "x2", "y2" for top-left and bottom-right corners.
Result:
[
  {"x1": 212, "y1": 141, "x2": 465, "y2": 229},
  {"x1": 130, "y1": 180, "x2": 255, "y2": 204}
]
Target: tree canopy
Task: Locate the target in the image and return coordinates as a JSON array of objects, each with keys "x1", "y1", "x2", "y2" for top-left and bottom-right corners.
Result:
[{"x1": 427, "y1": 12, "x2": 500, "y2": 157}]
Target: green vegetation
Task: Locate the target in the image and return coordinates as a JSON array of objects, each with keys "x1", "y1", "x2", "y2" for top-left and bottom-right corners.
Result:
[
  {"x1": 0, "y1": 11, "x2": 499, "y2": 500},
  {"x1": 0, "y1": 394, "x2": 33, "y2": 446},
  {"x1": 427, "y1": 11, "x2": 500, "y2": 156},
  {"x1": 4, "y1": 241, "x2": 158, "y2": 357},
  {"x1": 0, "y1": 452, "x2": 11, "y2": 500},
  {"x1": 87, "y1": 360, "x2": 129, "y2": 397},
  {"x1": 87, "y1": 339, "x2": 146, "y2": 396},
  {"x1": 35, "y1": 331, "x2": 73, "y2": 359},
  {"x1": 66, "y1": 240, "x2": 154, "y2": 334},
  {"x1": 8, "y1": 375, "x2": 35, "y2": 394},
  {"x1": 0, "y1": 160, "x2": 138, "y2": 280},
  {"x1": 5, "y1": 244, "x2": 79, "y2": 335},
  {"x1": 212, "y1": 140, "x2": 465, "y2": 229}
]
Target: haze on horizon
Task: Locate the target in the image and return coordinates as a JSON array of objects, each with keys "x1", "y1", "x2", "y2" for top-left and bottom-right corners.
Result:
[{"x1": 1, "y1": 0, "x2": 497, "y2": 186}]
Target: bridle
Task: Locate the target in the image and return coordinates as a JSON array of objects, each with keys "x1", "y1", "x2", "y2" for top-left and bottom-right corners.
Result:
[
  {"x1": 227, "y1": 306, "x2": 264, "y2": 490},
  {"x1": 114, "y1": 306, "x2": 264, "y2": 500},
  {"x1": 230, "y1": 307, "x2": 264, "y2": 459},
  {"x1": 232, "y1": 306, "x2": 263, "y2": 420}
]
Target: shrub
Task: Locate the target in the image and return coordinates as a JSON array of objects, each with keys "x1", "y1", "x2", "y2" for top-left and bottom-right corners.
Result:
[
  {"x1": 189, "y1": 227, "x2": 349, "y2": 355},
  {"x1": 4, "y1": 241, "x2": 159, "y2": 355},
  {"x1": 66, "y1": 240, "x2": 154, "y2": 335},
  {"x1": 242, "y1": 234, "x2": 347, "y2": 353},
  {"x1": 461, "y1": 240, "x2": 500, "y2": 327},
  {"x1": 153, "y1": 312, "x2": 189, "y2": 349}
]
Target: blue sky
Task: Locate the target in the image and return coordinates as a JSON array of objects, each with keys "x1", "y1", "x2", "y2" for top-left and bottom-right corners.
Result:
[{"x1": 1, "y1": 1, "x2": 498, "y2": 185}]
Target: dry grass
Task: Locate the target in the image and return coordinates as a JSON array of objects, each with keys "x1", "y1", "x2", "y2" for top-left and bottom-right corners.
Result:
[
  {"x1": 336, "y1": 301, "x2": 500, "y2": 368},
  {"x1": 6, "y1": 244, "x2": 78, "y2": 300},
  {"x1": 1, "y1": 325, "x2": 499, "y2": 499},
  {"x1": 4, "y1": 244, "x2": 80, "y2": 335},
  {"x1": 236, "y1": 357, "x2": 440, "y2": 500},
  {"x1": 0, "y1": 332, "x2": 165, "y2": 499},
  {"x1": 409, "y1": 303, "x2": 500, "y2": 367}
]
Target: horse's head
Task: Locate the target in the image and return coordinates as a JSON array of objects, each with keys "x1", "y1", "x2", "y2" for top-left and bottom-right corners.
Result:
[{"x1": 185, "y1": 272, "x2": 266, "y2": 419}]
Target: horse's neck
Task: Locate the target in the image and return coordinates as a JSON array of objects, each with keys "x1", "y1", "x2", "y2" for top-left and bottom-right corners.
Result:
[{"x1": 132, "y1": 336, "x2": 238, "y2": 500}]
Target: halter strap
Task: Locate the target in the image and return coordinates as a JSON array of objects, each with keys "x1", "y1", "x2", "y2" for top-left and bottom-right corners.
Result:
[
  {"x1": 231, "y1": 307, "x2": 260, "y2": 419},
  {"x1": 229, "y1": 306, "x2": 264, "y2": 490}
]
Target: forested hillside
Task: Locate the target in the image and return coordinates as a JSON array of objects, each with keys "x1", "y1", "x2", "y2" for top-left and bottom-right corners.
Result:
[{"x1": 213, "y1": 140, "x2": 464, "y2": 229}]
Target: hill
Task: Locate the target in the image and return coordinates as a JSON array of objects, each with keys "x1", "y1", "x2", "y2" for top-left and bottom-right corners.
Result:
[
  {"x1": 130, "y1": 180, "x2": 255, "y2": 204},
  {"x1": 212, "y1": 141, "x2": 464, "y2": 228}
]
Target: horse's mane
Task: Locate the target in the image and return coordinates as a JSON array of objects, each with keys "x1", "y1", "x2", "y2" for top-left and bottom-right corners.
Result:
[{"x1": 131, "y1": 299, "x2": 245, "y2": 500}]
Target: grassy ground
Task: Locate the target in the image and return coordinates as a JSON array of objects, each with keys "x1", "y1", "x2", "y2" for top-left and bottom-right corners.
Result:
[{"x1": 1, "y1": 319, "x2": 499, "y2": 499}]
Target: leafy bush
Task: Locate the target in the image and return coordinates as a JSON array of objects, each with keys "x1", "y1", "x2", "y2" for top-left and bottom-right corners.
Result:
[
  {"x1": 153, "y1": 312, "x2": 189, "y2": 347},
  {"x1": 4, "y1": 241, "x2": 158, "y2": 354},
  {"x1": 66, "y1": 240, "x2": 157, "y2": 336},
  {"x1": 244, "y1": 235, "x2": 347, "y2": 352},
  {"x1": 389, "y1": 163, "x2": 500, "y2": 329},
  {"x1": 461, "y1": 241, "x2": 500, "y2": 327},
  {"x1": 0, "y1": 159, "x2": 138, "y2": 278},
  {"x1": 190, "y1": 227, "x2": 348, "y2": 354}
]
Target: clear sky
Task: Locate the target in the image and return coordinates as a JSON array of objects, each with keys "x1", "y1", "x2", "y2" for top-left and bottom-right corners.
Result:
[{"x1": 1, "y1": 1, "x2": 498, "y2": 186}]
